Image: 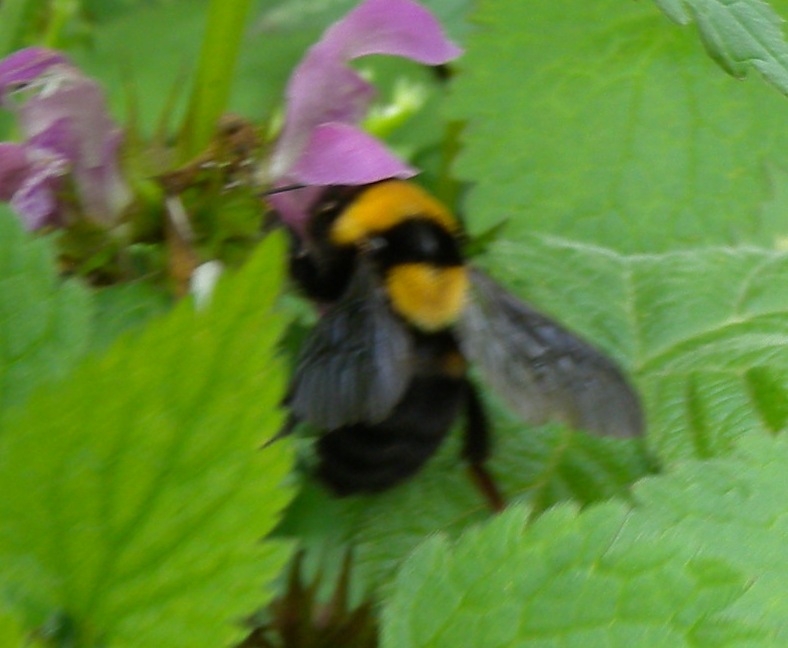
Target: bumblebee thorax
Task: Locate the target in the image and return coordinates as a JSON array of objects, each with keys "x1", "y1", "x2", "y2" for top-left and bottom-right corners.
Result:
[{"x1": 328, "y1": 180, "x2": 459, "y2": 247}]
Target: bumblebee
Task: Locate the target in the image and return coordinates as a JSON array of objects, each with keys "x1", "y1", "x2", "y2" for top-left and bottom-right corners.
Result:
[{"x1": 279, "y1": 180, "x2": 642, "y2": 509}]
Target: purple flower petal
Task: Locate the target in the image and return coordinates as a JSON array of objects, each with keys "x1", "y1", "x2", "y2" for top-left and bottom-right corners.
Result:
[
  {"x1": 290, "y1": 123, "x2": 415, "y2": 185},
  {"x1": 7, "y1": 147, "x2": 68, "y2": 229},
  {"x1": 319, "y1": 0, "x2": 463, "y2": 64},
  {"x1": 12, "y1": 178, "x2": 60, "y2": 230},
  {"x1": 0, "y1": 47, "x2": 130, "y2": 227},
  {"x1": 77, "y1": 129, "x2": 130, "y2": 223},
  {"x1": 272, "y1": 60, "x2": 375, "y2": 178},
  {"x1": 272, "y1": 0, "x2": 461, "y2": 184},
  {"x1": 273, "y1": 122, "x2": 417, "y2": 231},
  {"x1": 0, "y1": 142, "x2": 29, "y2": 200},
  {"x1": 267, "y1": 187, "x2": 323, "y2": 236},
  {"x1": 0, "y1": 47, "x2": 68, "y2": 102},
  {"x1": 18, "y1": 65, "x2": 117, "y2": 167}
]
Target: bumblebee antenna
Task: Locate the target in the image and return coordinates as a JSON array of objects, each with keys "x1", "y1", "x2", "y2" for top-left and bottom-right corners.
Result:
[{"x1": 261, "y1": 183, "x2": 308, "y2": 196}]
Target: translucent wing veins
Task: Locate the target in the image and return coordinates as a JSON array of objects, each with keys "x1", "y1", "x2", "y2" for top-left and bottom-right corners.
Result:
[
  {"x1": 288, "y1": 260, "x2": 415, "y2": 429},
  {"x1": 460, "y1": 270, "x2": 643, "y2": 438}
]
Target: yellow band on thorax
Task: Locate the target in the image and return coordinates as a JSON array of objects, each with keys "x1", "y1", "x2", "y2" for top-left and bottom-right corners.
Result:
[
  {"x1": 385, "y1": 263, "x2": 468, "y2": 331},
  {"x1": 330, "y1": 180, "x2": 458, "y2": 246}
]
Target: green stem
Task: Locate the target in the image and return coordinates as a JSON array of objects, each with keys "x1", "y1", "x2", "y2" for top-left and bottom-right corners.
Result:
[
  {"x1": 42, "y1": 0, "x2": 79, "y2": 49},
  {"x1": 178, "y1": 0, "x2": 256, "y2": 161}
]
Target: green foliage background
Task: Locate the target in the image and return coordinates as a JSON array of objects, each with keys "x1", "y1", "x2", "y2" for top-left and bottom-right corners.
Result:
[
  {"x1": 0, "y1": 218, "x2": 294, "y2": 647},
  {"x1": 0, "y1": 0, "x2": 787, "y2": 646}
]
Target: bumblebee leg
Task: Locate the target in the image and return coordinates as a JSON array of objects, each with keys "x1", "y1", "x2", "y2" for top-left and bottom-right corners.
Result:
[
  {"x1": 462, "y1": 381, "x2": 505, "y2": 512},
  {"x1": 262, "y1": 412, "x2": 299, "y2": 448}
]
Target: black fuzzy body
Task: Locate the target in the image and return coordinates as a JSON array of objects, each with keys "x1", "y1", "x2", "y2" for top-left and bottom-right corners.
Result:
[
  {"x1": 285, "y1": 184, "x2": 491, "y2": 496},
  {"x1": 280, "y1": 181, "x2": 643, "y2": 508},
  {"x1": 316, "y1": 332, "x2": 467, "y2": 494}
]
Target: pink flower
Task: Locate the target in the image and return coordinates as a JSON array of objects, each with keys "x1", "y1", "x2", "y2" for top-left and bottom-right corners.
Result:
[
  {"x1": 269, "y1": 0, "x2": 461, "y2": 231},
  {"x1": 0, "y1": 47, "x2": 130, "y2": 229}
]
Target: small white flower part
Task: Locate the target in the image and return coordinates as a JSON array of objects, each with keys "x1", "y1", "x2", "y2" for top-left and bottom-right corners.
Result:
[
  {"x1": 190, "y1": 261, "x2": 225, "y2": 310},
  {"x1": 365, "y1": 78, "x2": 428, "y2": 132}
]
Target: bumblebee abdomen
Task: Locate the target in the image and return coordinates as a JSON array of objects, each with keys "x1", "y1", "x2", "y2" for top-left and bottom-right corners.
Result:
[{"x1": 316, "y1": 372, "x2": 466, "y2": 495}]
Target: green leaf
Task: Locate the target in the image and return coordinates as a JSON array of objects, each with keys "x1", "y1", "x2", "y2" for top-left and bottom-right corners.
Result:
[
  {"x1": 80, "y1": 0, "x2": 161, "y2": 24},
  {"x1": 0, "y1": 604, "x2": 25, "y2": 647},
  {"x1": 69, "y1": 0, "x2": 212, "y2": 135},
  {"x1": 0, "y1": 209, "x2": 92, "y2": 413},
  {"x1": 347, "y1": 423, "x2": 652, "y2": 587},
  {"x1": 492, "y1": 421, "x2": 655, "y2": 513},
  {"x1": 383, "y1": 506, "x2": 762, "y2": 647},
  {"x1": 383, "y1": 433, "x2": 788, "y2": 647},
  {"x1": 280, "y1": 418, "x2": 652, "y2": 596},
  {"x1": 0, "y1": 233, "x2": 295, "y2": 647},
  {"x1": 634, "y1": 433, "x2": 788, "y2": 642},
  {"x1": 68, "y1": 0, "x2": 324, "y2": 134},
  {"x1": 0, "y1": 0, "x2": 34, "y2": 56},
  {"x1": 654, "y1": 0, "x2": 788, "y2": 93},
  {"x1": 488, "y1": 237, "x2": 788, "y2": 461},
  {"x1": 280, "y1": 234, "x2": 788, "y2": 597},
  {"x1": 90, "y1": 281, "x2": 172, "y2": 353},
  {"x1": 448, "y1": 0, "x2": 788, "y2": 252}
]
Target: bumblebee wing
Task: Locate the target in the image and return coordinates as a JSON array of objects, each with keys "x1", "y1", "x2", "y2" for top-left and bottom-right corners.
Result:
[
  {"x1": 459, "y1": 270, "x2": 643, "y2": 438},
  {"x1": 288, "y1": 260, "x2": 415, "y2": 429}
]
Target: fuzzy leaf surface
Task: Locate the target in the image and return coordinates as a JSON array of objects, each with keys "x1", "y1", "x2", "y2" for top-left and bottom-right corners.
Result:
[
  {"x1": 280, "y1": 235, "x2": 788, "y2": 595},
  {"x1": 448, "y1": 0, "x2": 788, "y2": 252},
  {"x1": 382, "y1": 506, "x2": 760, "y2": 647},
  {"x1": 634, "y1": 433, "x2": 788, "y2": 642},
  {"x1": 0, "y1": 234, "x2": 294, "y2": 647},
  {"x1": 489, "y1": 237, "x2": 788, "y2": 461},
  {"x1": 653, "y1": 0, "x2": 788, "y2": 93},
  {"x1": 0, "y1": 209, "x2": 92, "y2": 413},
  {"x1": 348, "y1": 423, "x2": 652, "y2": 591},
  {"x1": 90, "y1": 281, "x2": 172, "y2": 353},
  {"x1": 382, "y1": 434, "x2": 788, "y2": 647},
  {"x1": 0, "y1": 605, "x2": 24, "y2": 647}
]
